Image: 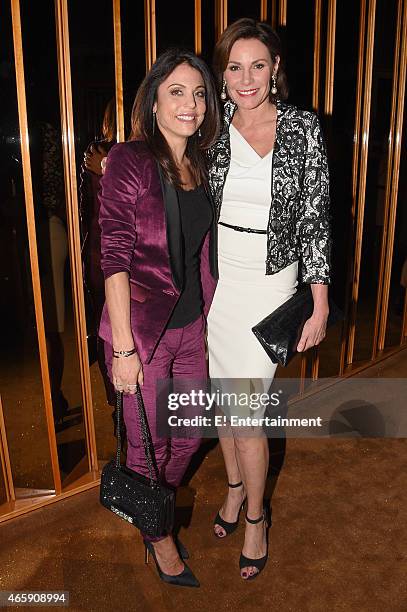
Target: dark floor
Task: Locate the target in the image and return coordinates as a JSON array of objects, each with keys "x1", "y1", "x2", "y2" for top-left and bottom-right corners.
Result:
[{"x1": 1, "y1": 351, "x2": 407, "y2": 611}]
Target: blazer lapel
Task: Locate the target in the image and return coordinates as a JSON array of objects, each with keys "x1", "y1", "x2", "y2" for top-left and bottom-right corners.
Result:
[
  {"x1": 157, "y1": 163, "x2": 184, "y2": 291},
  {"x1": 203, "y1": 180, "x2": 219, "y2": 279}
]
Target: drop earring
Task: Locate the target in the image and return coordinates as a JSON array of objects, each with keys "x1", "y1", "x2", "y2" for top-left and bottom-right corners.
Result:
[
  {"x1": 198, "y1": 128, "x2": 202, "y2": 138},
  {"x1": 220, "y1": 79, "x2": 227, "y2": 100},
  {"x1": 152, "y1": 111, "x2": 156, "y2": 134},
  {"x1": 271, "y1": 74, "x2": 278, "y2": 95}
]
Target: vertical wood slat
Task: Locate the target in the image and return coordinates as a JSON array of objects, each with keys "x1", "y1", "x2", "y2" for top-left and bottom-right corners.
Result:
[
  {"x1": 215, "y1": 0, "x2": 227, "y2": 40},
  {"x1": 278, "y1": 0, "x2": 287, "y2": 26},
  {"x1": 54, "y1": 0, "x2": 98, "y2": 474},
  {"x1": 311, "y1": 349, "x2": 320, "y2": 381},
  {"x1": 271, "y1": 0, "x2": 277, "y2": 29},
  {"x1": 402, "y1": 291, "x2": 407, "y2": 343},
  {"x1": 372, "y1": 0, "x2": 403, "y2": 358},
  {"x1": 299, "y1": 354, "x2": 307, "y2": 394},
  {"x1": 339, "y1": 0, "x2": 367, "y2": 374},
  {"x1": 309, "y1": 0, "x2": 324, "y2": 380},
  {"x1": 346, "y1": 0, "x2": 377, "y2": 366},
  {"x1": 10, "y1": 0, "x2": 62, "y2": 494},
  {"x1": 144, "y1": 0, "x2": 156, "y2": 72},
  {"x1": 324, "y1": 0, "x2": 337, "y2": 115},
  {"x1": 113, "y1": 0, "x2": 125, "y2": 143},
  {"x1": 378, "y1": 0, "x2": 407, "y2": 350},
  {"x1": 312, "y1": 0, "x2": 322, "y2": 111},
  {"x1": 0, "y1": 396, "x2": 15, "y2": 502},
  {"x1": 260, "y1": 0, "x2": 268, "y2": 21},
  {"x1": 195, "y1": 0, "x2": 202, "y2": 55}
]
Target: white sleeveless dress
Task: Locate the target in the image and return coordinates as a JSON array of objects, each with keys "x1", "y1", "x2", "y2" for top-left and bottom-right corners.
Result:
[{"x1": 207, "y1": 124, "x2": 298, "y2": 391}]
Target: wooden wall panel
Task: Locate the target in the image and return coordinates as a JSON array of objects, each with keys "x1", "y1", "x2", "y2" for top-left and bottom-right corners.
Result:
[
  {"x1": 380, "y1": 0, "x2": 407, "y2": 350},
  {"x1": 113, "y1": 0, "x2": 125, "y2": 142},
  {"x1": 54, "y1": 0, "x2": 97, "y2": 474},
  {"x1": 345, "y1": 0, "x2": 377, "y2": 366},
  {"x1": 144, "y1": 0, "x2": 156, "y2": 71},
  {"x1": 10, "y1": 0, "x2": 61, "y2": 494}
]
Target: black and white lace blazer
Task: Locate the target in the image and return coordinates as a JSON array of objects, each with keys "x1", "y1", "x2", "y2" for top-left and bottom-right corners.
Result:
[{"x1": 207, "y1": 99, "x2": 332, "y2": 284}]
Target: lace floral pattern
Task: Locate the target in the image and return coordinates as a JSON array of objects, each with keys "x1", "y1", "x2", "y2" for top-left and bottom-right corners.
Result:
[{"x1": 207, "y1": 100, "x2": 332, "y2": 284}]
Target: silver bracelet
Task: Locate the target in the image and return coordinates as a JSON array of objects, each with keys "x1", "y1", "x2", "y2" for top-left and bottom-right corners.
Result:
[{"x1": 113, "y1": 347, "x2": 136, "y2": 358}]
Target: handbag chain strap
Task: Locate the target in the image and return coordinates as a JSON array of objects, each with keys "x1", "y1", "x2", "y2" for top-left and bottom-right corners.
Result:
[{"x1": 115, "y1": 389, "x2": 160, "y2": 487}]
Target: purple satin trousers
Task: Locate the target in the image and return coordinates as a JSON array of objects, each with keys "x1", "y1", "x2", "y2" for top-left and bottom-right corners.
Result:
[{"x1": 105, "y1": 314, "x2": 207, "y2": 542}]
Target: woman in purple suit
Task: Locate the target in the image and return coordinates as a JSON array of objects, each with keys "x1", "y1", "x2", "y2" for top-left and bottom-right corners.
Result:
[{"x1": 98, "y1": 49, "x2": 220, "y2": 587}]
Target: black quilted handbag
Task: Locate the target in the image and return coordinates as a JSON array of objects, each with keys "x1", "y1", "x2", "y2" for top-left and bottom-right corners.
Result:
[
  {"x1": 100, "y1": 389, "x2": 175, "y2": 537},
  {"x1": 252, "y1": 284, "x2": 343, "y2": 367}
]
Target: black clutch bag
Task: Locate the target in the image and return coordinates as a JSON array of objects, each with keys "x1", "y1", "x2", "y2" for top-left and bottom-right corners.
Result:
[
  {"x1": 252, "y1": 284, "x2": 343, "y2": 367},
  {"x1": 100, "y1": 389, "x2": 175, "y2": 537}
]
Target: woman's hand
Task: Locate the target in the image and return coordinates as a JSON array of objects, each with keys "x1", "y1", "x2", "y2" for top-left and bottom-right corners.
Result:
[
  {"x1": 297, "y1": 283, "x2": 329, "y2": 353},
  {"x1": 84, "y1": 144, "x2": 105, "y2": 175},
  {"x1": 112, "y1": 352, "x2": 144, "y2": 395},
  {"x1": 297, "y1": 308, "x2": 328, "y2": 352}
]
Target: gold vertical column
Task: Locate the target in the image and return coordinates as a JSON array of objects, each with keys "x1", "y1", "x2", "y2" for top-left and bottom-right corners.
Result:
[
  {"x1": 378, "y1": 0, "x2": 407, "y2": 350},
  {"x1": 10, "y1": 0, "x2": 61, "y2": 493},
  {"x1": 309, "y1": 0, "x2": 323, "y2": 378},
  {"x1": 271, "y1": 0, "x2": 277, "y2": 29},
  {"x1": 144, "y1": 0, "x2": 156, "y2": 72},
  {"x1": 324, "y1": 0, "x2": 337, "y2": 115},
  {"x1": 339, "y1": 0, "x2": 366, "y2": 374},
  {"x1": 54, "y1": 0, "x2": 98, "y2": 474},
  {"x1": 195, "y1": 0, "x2": 202, "y2": 55},
  {"x1": 312, "y1": 0, "x2": 322, "y2": 112},
  {"x1": 113, "y1": 0, "x2": 125, "y2": 142},
  {"x1": 0, "y1": 396, "x2": 15, "y2": 502},
  {"x1": 299, "y1": 354, "x2": 307, "y2": 394},
  {"x1": 279, "y1": 0, "x2": 287, "y2": 26},
  {"x1": 215, "y1": 0, "x2": 227, "y2": 40},
  {"x1": 260, "y1": 0, "x2": 268, "y2": 21},
  {"x1": 372, "y1": 0, "x2": 402, "y2": 357},
  {"x1": 346, "y1": 0, "x2": 377, "y2": 366}
]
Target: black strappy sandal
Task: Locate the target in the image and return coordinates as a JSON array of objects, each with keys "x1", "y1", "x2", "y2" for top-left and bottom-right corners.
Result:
[
  {"x1": 213, "y1": 481, "x2": 246, "y2": 538},
  {"x1": 239, "y1": 502, "x2": 271, "y2": 580}
]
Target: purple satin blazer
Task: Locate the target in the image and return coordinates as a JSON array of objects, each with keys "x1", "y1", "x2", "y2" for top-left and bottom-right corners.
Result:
[{"x1": 98, "y1": 141, "x2": 218, "y2": 364}]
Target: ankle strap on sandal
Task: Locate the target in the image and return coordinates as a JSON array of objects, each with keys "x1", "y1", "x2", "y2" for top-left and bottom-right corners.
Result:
[
  {"x1": 228, "y1": 481, "x2": 243, "y2": 488},
  {"x1": 245, "y1": 512, "x2": 264, "y2": 524}
]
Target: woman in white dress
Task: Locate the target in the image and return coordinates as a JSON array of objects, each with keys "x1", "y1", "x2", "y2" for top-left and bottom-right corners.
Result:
[{"x1": 207, "y1": 19, "x2": 331, "y2": 580}]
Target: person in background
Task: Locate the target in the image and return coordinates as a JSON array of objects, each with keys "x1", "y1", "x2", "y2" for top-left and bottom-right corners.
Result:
[
  {"x1": 81, "y1": 98, "x2": 117, "y2": 410},
  {"x1": 31, "y1": 118, "x2": 69, "y2": 425}
]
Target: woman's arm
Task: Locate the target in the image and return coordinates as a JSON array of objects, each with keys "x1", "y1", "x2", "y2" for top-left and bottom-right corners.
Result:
[
  {"x1": 105, "y1": 272, "x2": 143, "y2": 390},
  {"x1": 296, "y1": 113, "x2": 331, "y2": 352},
  {"x1": 297, "y1": 283, "x2": 329, "y2": 352},
  {"x1": 295, "y1": 113, "x2": 331, "y2": 285},
  {"x1": 99, "y1": 144, "x2": 143, "y2": 391}
]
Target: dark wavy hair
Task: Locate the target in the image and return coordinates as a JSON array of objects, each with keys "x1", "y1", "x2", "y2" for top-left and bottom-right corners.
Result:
[
  {"x1": 130, "y1": 48, "x2": 221, "y2": 188},
  {"x1": 213, "y1": 18, "x2": 289, "y2": 105}
]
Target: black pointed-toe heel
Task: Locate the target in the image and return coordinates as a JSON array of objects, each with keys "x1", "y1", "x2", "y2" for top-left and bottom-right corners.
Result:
[
  {"x1": 239, "y1": 502, "x2": 271, "y2": 581},
  {"x1": 175, "y1": 537, "x2": 189, "y2": 560},
  {"x1": 213, "y1": 481, "x2": 246, "y2": 538},
  {"x1": 144, "y1": 541, "x2": 200, "y2": 588}
]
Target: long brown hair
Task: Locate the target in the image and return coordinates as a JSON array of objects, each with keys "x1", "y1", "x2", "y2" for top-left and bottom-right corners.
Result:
[
  {"x1": 213, "y1": 18, "x2": 289, "y2": 105},
  {"x1": 130, "y1": 48, "x2": 221, "y2": 188},
  {"x1": 102, "y1": 98, "x2": 116, "y2": 142}
]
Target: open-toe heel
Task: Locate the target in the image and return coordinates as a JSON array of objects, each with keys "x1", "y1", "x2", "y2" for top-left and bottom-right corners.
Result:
[
  {"x1": 239, "y1": 501, "x2": 270, "y2": 581},
  {"x1": 213, "y1": 481, "x2": 246, "y2": 538}
]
